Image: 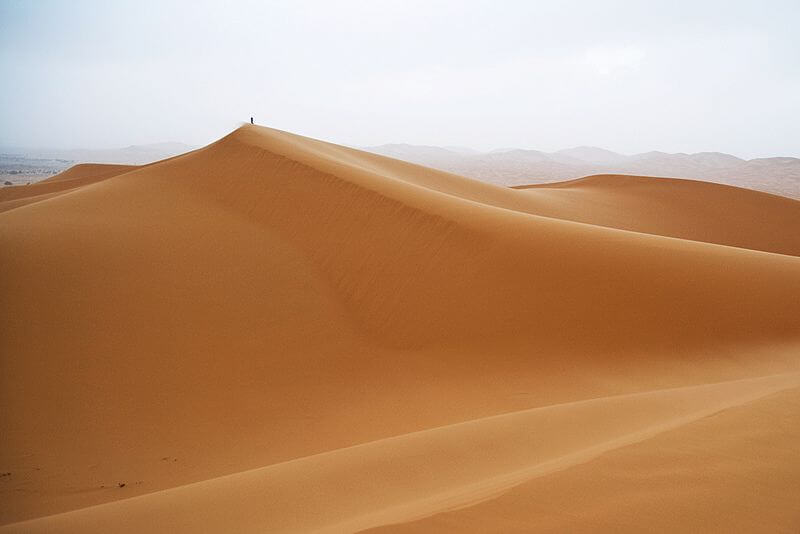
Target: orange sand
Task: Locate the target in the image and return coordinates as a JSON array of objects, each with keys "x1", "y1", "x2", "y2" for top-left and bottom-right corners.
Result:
[{"x1": 1, "y1": 125, "x2": 798, "y2": 532}]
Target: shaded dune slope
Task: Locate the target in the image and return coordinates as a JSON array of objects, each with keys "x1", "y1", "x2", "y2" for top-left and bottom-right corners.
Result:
[{"x1": 1, "y1": 125, "x2": 799, "y2": 531}]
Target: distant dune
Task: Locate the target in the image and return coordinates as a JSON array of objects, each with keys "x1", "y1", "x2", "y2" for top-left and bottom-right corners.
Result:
[
  {"x1": 365, "y1": 143, "x2": 800, "y2": 200},
  {"x1": 1, "y1": 125, "x2": 799, "y2": 533},
  {"x1": 6, "y1": 142, "x2": 195, "y2": 165},
  {"x1": 0, "y1": 143, "x2": 193, "y2": 186}
]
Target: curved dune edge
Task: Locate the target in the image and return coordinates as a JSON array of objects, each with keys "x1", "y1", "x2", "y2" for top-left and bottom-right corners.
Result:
[
  {"x1": 0, "y1": 146, "x2": 199, "y2": 213},
  {"x1": 0, "y1": 163, "x2": 138, "y2": 213},
  {"x1": 511, "y1": 173, "x2": 800, "y2": 257},
  {"x1": 2, "y1": 373, "x2": 797, "y2": 534},
  {"x1": 368, "y1": 384, "x2": 800, "y2": 533},
  {"x1": 229, "y1": 127, "x2": 800, "y2": 256},
  {"x1": 9, "y1": 127, "x2": 799, "y2": 254}
]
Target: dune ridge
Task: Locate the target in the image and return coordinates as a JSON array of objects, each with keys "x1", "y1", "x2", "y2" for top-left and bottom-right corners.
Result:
[
  {"x1": 1, "y1": 125, "x2": 799, "y2": 531},
  {"x1": 0, "y1": 163, "x2": 137, "y2": 213},
  {"x1": 368, "y1": 384, "x2": 800, "y2": 533},
  {"x1": 513, "y1": 174, "x2": 800, "y2": 256},
  {"x1": 2, "y1": 373, "x2": 797, "y2": 534},
  {"x1": 364, "y1": 143, "x2": 800, "y2": 200}
]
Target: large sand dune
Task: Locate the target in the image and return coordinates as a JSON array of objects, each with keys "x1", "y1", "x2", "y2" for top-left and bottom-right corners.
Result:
[{"x1": 1, "y1": 125, "x2": 799, "y2": 532}]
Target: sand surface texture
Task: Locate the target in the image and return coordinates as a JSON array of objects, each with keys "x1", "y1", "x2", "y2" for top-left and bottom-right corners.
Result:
[{"x1": 2, "y1": 125, "x2": 799, "y2": 532}]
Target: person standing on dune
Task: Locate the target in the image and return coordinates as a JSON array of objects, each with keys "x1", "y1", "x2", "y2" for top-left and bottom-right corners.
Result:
[{"x1": 250, "y1": 117, "x2": 254, "y2": 125}]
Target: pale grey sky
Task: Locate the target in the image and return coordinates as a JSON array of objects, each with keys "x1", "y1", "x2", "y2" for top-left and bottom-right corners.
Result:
[{"x1": 1, "y1": 0, "x2": 799, "y2": 158}]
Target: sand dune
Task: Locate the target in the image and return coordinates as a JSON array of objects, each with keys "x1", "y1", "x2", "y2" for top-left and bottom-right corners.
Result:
[
  {"x1": 369, "y1": 383, "x2": 800, "y2": 534},
  {"x1": 364, "y1": 143, "x2": 800, "y2": 200},
  {"x1": 514, "y1": 174, "x2": 800, "y2": 256},
  {"x1": 1, "y1": 125, "x2": 799, "y2": 532},
  {"x1": 0, "y1": 164, "x2": 136, "y2": 213},
  {"x1": 4, "y1": 374, "x2": 798, "y2": 533}
]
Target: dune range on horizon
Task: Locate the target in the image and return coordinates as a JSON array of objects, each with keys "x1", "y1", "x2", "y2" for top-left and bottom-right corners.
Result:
[
  {"x1": 1, "y1": 124, "x2": 799, "y2": 532},
  {"x1": 363, "y1": 143, "x2": 800, "y2": 201}
]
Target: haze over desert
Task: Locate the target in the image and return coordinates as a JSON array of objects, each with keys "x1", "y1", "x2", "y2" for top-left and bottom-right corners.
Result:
[{"x1": 1, "y1": 1, "x2": 799, "y2": 533}]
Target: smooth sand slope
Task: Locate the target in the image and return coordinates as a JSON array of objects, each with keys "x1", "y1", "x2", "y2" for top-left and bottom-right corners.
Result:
[
  {"x1": 0, "y1": 164, "x2": 136, "y2": 213},
  {"x1": 1, "y1": 125, "x2": 799, "y2": 532},
  {"x1": 514, "y1": 175, "x2": 800, "y2": 256}
]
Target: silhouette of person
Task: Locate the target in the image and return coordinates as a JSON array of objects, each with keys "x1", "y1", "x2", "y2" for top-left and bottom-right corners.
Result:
[{"x1": 250, "y1": 117, "x2": 254, "y2": 125}]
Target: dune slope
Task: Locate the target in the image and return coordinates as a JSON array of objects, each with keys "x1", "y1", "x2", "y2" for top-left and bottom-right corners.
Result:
[
  {"x1": 0, "y1": 163, "x2": 137, "y2": 213},
  {"x1": 4, "y1": 374, "x2": 798, "y2": 534},
  {"x1": 1, "y1": 125, "x2": 799, "y2": 532},
  {"x1": 515, "y1": 174, "x2": 800, "y2": 256},
  {"x1": 368, "y1": 383, "x2": 800, "y2": 534}
]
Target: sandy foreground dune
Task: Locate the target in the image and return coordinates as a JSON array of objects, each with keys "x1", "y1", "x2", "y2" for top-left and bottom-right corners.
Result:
[{"x1": 1, "y1": 125, "x2": 799, "y2": 532}]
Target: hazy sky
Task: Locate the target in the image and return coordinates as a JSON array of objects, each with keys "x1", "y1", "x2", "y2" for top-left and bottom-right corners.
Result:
[{"x1": 1, "y1": 0, "x2": 799, "y2": 158}]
